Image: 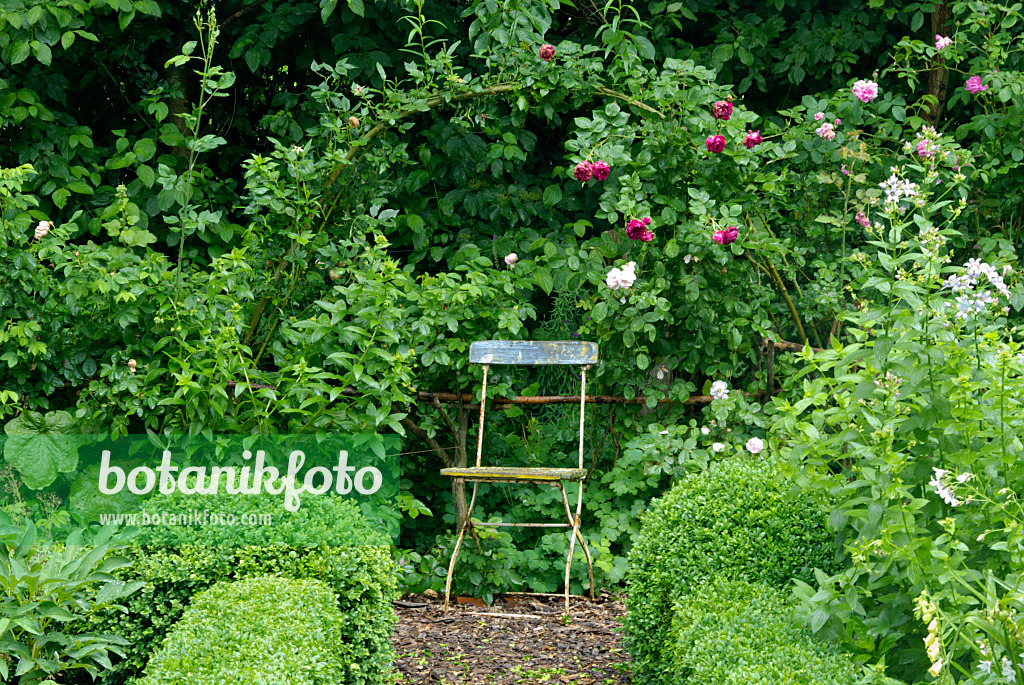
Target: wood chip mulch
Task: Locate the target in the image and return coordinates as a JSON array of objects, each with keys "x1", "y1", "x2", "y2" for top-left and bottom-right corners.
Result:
[{"x1": 390, "y1": 590, "x2": 633, "y2": 684}]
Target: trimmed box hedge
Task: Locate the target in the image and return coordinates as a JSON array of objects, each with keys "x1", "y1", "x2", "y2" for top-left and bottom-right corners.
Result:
[
  {"x1": 135, "y1": 575, "x2": 360, "y2": 685},
  {"x1": 666, "y1": 578, "x2": 869, "y2": 685},
  {"x1": 623, "y1": 456, "x2": 839, "y2": 684},
  {"x1": 73, "y1": 492, "x2": 398, "y2": 684}
]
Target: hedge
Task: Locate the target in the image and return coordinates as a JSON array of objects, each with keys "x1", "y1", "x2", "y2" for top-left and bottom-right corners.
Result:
[
  {"x1": 666, "y1": 578, "x2": 872, "y2": 685},
  {"x1": 135, "y1": 576, "x2": 358, "y2": 685},
  {"x1": 623, "y1": 456, "x2": 839, "y2": 684},
  {"x1": 72, "y1": 492, "x2": 398, "y2": 685}
]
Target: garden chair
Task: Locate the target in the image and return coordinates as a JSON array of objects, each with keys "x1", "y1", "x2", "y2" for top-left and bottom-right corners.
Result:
[{"x1": 441, "y1": 340, "x2": 598, "y2": 615}]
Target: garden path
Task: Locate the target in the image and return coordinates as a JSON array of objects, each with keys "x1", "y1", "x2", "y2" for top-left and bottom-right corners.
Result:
[{"x1": 390, "y1": 591, "x2": 632, "y2": 684}]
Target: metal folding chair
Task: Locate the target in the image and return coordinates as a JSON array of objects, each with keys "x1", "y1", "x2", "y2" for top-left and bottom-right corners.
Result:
[{"x1": 441, "y1": 340, "x2": 598, "y2": 615}]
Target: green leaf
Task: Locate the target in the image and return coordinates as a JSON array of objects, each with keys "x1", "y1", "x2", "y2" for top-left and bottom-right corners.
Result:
[
  {"x1": 534, "y1": 267, "x2": 553, "y2": 295},
  {"x1": 3, "y1": 411, "x2": 81, "y2": 489},
  {"x1": 320, "y1": 0, "x2": 339, "y2": 21},
  {"x1": 542, "y1": 184, "x2": 562, "y2": 207},
  {"x1": 133, "y1": 137, "x2": 157, "y2": 162},
  {"x1": 348, "y1": 0, "x2": 365, "y2": 17},
  {"x1": 31, "y1": 41, "x2": 52, "y2": 66},
  {"x1": 137, "y1": 164, "x2": 155, "y2": 188},
  {"x1": 11, "y1": 42, "x2": 31, "y2": 65}
]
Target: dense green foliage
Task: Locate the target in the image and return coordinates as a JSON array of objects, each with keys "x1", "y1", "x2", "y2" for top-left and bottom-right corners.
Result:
[
  {"x1": 3, "y1": 2, "x2": 1024, "y2": 677},
  {"x1": 72, "y1": 497, "x2": 397, "y2": 684},
  {"x1": 136, "y1": 575, "x2": 379, "y2": 685},
  {"x1": 767, "y1": 155, "x2": 1024, "y2": 681},
  {"x1": 0, "y1": 519, "x2": 142, "y2": 685},
  {"x1": 666, "y1": 578, "x2": 875, "y2": 685},
  {"x1": 622, "y1": 456, "x2": 838, "y2": 683}
]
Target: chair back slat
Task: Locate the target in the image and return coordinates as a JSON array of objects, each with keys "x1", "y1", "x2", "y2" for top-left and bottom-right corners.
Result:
[{"x1": 469, "y1": 340, "x2": 598, "y2": 365}]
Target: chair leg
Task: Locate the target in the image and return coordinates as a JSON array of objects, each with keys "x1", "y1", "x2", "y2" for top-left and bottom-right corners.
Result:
[
  {"x1": 557, "y1": 482, "x2": 595, "y2": 607},
  {"x1": 444, "y1": 479, "x2": 476, "y2": 612}
]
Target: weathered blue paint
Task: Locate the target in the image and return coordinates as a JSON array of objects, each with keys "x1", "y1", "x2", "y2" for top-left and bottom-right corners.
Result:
[{"x1": 469, "y1": 340, "x2": 598, "y2": 365}]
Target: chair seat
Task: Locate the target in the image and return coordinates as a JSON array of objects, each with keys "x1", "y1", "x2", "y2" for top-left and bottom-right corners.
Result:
[{"x1": 441, "y1": 466, "x2": 587, "y2": 484}]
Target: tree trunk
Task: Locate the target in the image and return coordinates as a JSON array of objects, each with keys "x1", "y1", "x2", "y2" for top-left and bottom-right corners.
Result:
[{"x1": 923, "y1": 1, "x2": 952, "y2": 126}]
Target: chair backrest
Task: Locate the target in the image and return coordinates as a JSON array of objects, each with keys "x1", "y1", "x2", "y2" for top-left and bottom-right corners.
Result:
[
  {"x1": 469, "y1": 341, "x2": 598, "y2": 470},
  {"x1": 469, "y1": 340, "x2": 598, "y2": 366}
]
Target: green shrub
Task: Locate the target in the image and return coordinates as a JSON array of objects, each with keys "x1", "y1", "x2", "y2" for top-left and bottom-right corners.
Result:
[
  {"x1": 135, "y1": 575, "x2": 360, "y2": 685},
  {"x1": 623, "y1": 456, "x2": 839, "y2": 684},
  {"x1": 73, "y1": 493, "x2": 398, "y2": 684},
  {"x1": 666, "y1": 578, "x2": 875, "y2": 685}
]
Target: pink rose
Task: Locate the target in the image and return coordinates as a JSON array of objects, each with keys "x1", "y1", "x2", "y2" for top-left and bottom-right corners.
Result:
[
  {"x1": 592, "y1": 160, "x2": 611, "y2": 181},
  {"x1": 743, "y1": 130, "x2": 762, "y2": 148},
  {"x1": 705, "y1": 135, "x2": 726, "y2": 154},
  {"x1": 852, "y1": 79, "x2": 879, "y2": 103},
  {"x1": 712, "y1": 100, "x2": 733, "y2": 121},
  {"x1": 573, "y1": 161, "x2": 593, "y2": 182},
  {"x1": 965, "y1": 75, "x2": 988, "y2": 94},
  {"x1": 539, "y1": 44, "x2": 555, "y2": 61}
]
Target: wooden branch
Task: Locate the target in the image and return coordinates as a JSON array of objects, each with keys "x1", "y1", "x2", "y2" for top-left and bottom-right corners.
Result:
[
  {"x1": 771, "y1": 340, "x2": 823, "y2": 353},
  {"x1": 595, "y1": 85, "x2": 665, "y2": 118},
  {"x1": 400, "y1": 415, "x2": 456, "y2": 469}
]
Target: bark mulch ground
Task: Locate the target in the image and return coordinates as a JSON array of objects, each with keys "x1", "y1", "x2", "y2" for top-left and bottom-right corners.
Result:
[{"x1": 390, "y1": 590, "x2": 633, "y2": 685}]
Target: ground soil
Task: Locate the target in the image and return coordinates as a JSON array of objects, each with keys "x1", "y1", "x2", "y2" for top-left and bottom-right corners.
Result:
[{"x1": 390, "y1": 590, "x2": 633, "y2": 684}]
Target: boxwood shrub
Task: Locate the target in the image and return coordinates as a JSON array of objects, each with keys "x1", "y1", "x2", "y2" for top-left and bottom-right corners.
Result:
[
  {"x1": 623, "y1": 456, "x2": 839, "y2": 684},
  {"x1": 135, "y1": 575, "x2": 361, "y2": 685},
  {"x1": 666, "y1": 578, "x2": 877, "y2": 685},
  {"x1": 73, "y1": 493, "x2": 398, "y2": 684}
]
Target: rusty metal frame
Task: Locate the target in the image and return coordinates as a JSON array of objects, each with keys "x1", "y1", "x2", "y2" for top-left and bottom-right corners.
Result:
[{"x1": 443, "y1": 358, "x2": 596, "y2": 615}]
